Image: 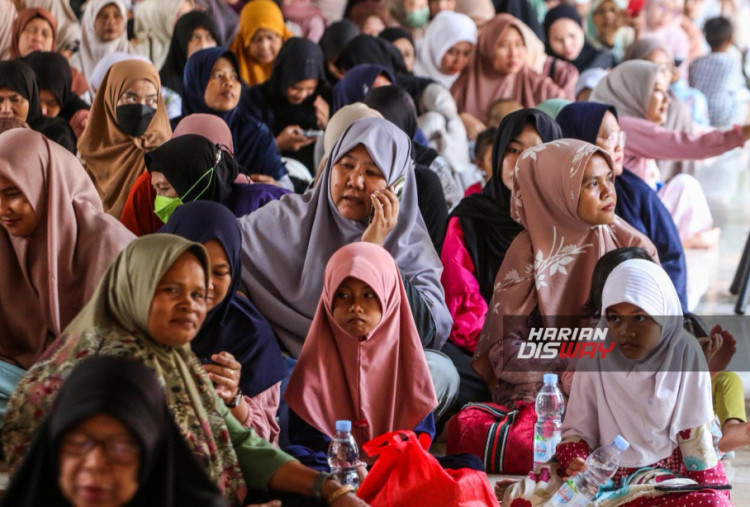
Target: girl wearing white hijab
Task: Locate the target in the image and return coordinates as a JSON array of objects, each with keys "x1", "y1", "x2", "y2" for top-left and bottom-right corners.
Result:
[
  {"x1": 501, "y1": 260, "x2": 730, "y2": 506},
  {"x1": 414, "y1": 11, "x2": 477, "y2": 90},
  {"x1": 72, "y1": 0, "x2": 138, "y2": 82}
]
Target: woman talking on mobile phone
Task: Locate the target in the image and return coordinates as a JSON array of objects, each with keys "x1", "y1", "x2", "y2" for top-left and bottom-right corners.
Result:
[{"x1": 237, "y1": 117, "x2": 459, "y2": 421}]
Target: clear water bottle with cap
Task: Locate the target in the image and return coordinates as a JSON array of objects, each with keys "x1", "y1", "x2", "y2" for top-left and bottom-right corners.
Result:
[
  {"x1": 533, "y1": 373, "x2": 565, "y2": 469},
  {"x1": 548, "y1": 435, "x2": 630, "y2": 506},
  {"x1": 327, "y1": 420, "x2": 360, "y2": 489}
]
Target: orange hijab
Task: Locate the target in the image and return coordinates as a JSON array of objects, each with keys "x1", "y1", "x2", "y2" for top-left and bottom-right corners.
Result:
[
  {"x1": 451, "y1": 14, "x2": 565, "y2": 123},
  {"x1": 229, "y1": 0, "x2": 292, "y2": 85},
  {"x1": 77, "y1": 59, "x2": 171, "y2": 218},
  {"x1": 10, "y1": 7, "x2": 57, "y2": 59},
  {"x1": 285, "y1": 242, "x2": 437, "y2": 452}
]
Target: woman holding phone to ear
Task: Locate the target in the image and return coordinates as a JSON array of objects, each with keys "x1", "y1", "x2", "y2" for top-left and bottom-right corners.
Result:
[{"x1": 238, "y1": 117, "x2": 459, "y2": 420}]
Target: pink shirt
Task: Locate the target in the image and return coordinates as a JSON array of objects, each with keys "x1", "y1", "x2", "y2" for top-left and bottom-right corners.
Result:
[
  {"x1": 440, "y1": 217, "x2": 488, "y2": 353},
  {"x1": 621, "y1": 116, "x2": 744, "y2": 186}
]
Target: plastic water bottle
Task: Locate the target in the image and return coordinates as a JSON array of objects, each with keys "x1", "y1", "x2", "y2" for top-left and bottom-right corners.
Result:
[
  {"x1": 533, "y1": 373, "x2": 565, "y2": 469},
  {"x1": 327, "y1": 420, "x2": 360, "y2": 489},
  {"x1": 548, "y1": 435, "x2": 630, "y2": 506}
]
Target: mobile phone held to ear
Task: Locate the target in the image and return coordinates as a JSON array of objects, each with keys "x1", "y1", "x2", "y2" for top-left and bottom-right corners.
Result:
[
  {"x1": 369, "y1": 175, "x2": 406, "y2": 224},
  {"x1": 302, "y1": 129, "x2": 324, "y2": 138}
]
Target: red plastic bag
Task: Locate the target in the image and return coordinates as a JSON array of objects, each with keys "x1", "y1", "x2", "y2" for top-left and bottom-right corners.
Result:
[
  {"x1": 356, "y1": 430, "x2": 498, "y2": 507},
  {"x1": 445, "y1": 401, "x2": 536, "y2": 475}
]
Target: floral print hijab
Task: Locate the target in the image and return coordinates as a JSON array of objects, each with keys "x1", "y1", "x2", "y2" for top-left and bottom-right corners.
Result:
[{"x1": 473, "y1": 139, "x2": 658, "y2": 401}]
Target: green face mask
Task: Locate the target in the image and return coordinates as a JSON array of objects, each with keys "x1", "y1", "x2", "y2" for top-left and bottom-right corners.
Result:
[
  {"x1": 403, "y1": 7, "x2": 429, "y2": 28},
  {"x1": 153, "y1": 161, "x2": 217, "y2": 223},
  {"x1": 154, "y1": 195, "x2": 182, "y2": 223}
]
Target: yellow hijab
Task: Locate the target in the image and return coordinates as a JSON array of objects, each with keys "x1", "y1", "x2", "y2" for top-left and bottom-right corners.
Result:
[{"x1": 229, "y1": 0, "x2": 292, "y2": 85}]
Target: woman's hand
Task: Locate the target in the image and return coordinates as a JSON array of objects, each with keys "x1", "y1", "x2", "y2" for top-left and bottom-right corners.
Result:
[
  {"x1": 203, "y1": 351, "x2": 241, "y2": 404},
  {"x1": 314, "y1": 95, "x2": 330, "y2": 129},
  {"x1": 250, "y1": 174, "x2": 282, "y2": 187},
  {"x1": 361, "y1": 188, "x2": 399, "y2": 246},
  {"x1": 459, "y1": 112, "x2": 487, "y2": 141},
  {"x1": 565, "y1": 457, "x2": 586, "y2": 478},
  {"x1": 276, "y1": 125, "x2": 316, "y2": 152}
]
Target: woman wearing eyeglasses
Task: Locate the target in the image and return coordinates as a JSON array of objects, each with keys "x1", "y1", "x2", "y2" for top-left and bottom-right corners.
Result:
[
  {"x1": 557, "y1": 101, "x2": 689, "y2": 311},
  {"x1": 590, "y1": 60, "x2": 750, "y2": 250},
  {"x1": 1, "y1": 355, "x2": 227, "y2": 507}
]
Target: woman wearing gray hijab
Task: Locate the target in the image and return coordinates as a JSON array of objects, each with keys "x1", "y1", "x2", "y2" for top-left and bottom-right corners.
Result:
[{"x1": 238, "y1": 116, "x2": 458, "y2": 418}]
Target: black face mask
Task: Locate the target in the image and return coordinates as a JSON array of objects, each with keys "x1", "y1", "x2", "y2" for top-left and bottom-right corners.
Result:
[{"x1": 116, "y1": 104, "x2": 156, "y2": 137}]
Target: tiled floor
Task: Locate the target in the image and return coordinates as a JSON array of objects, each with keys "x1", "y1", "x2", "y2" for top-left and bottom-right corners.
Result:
[{"x1": 690, "y1": 149, "x2": 750, "y2": 502}]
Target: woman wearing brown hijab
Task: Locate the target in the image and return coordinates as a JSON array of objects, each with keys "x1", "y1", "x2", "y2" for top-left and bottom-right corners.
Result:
[
  {"x1": 451, "y1": 14, "x2": 567, "y2": 131},
  {"x1": 77, "y1": 59, "x2": 171, "y2": 218},
  {"x1": 0, "y1": 128, "x2": 134, "y2": 371}
]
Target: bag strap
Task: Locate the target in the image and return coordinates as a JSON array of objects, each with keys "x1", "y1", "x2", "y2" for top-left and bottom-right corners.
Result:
[
  {"x1": 462, "y1": 402, "x2": 511, "y2": 419},
  {"x1": 483, "y1": 409, "x2": 519, "y2": 472}
]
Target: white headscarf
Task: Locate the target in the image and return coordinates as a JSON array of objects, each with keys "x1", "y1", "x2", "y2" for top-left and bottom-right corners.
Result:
[
  {"x1": 134, "y1": 0, "x2": 187, "y2": 70},
  {"x1": 414, "y1": 11, "x2": 477, "y2": 90},
  {"x1": 73, "y1": 0, "x2": 139, "y2": 81},
  {"x1": 562, "y1": 259, "x2": 713, "y2": 468},
  {"x1": 238, "y1": 117, "x2": 452, "y2": 357}
]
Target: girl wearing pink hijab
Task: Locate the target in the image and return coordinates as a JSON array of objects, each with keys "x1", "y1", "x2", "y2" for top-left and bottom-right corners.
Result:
[{"x1": 285, "y1": 242, "x2": 438, "y2": 462}]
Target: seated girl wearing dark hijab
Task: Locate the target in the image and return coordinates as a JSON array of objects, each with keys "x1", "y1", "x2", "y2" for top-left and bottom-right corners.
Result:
[
  {"x1": 241, "y1": 38, "x2": 332, "y2": 181},
  {"x1": 0, "y1": 60, "x2": 76, "y2": 152},
  {"x1": 145, "y1": 134, "x2": 289, "y2": 225}
]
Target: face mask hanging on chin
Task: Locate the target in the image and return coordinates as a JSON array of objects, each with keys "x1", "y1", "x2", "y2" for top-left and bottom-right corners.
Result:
[
  {"x1": 153, "y1": 154, "x2": 220, "y2": 223},
  {"x1": 116, "y1": 104, "x2": 157, "y2": 138}
]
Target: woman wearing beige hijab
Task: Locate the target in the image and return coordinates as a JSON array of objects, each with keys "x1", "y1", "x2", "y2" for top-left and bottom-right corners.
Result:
[
  {"x1": 0, "y1": 128, "x2": 134, "y2": 371},
  {"x1": 134, "y1": 0, "x2": 195, "y2": 69},
  {"x1": 77, "y1": 59, "x2": 171, "y2": 217},
  {"x1": 451, "y1": 14, "x2": 568, "y2": 138}
]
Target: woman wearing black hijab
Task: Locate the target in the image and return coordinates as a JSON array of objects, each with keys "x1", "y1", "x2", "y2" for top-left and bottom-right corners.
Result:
[
  {"x1": 22, "y1": 51, "x2": 90, "y2": 139},
  {"x1": 1, "y1": 356, "x2": 225, "y2": 507},
  {"x1": 0, "y1": 60, "x2": 76, "y2": 153},
  {"x1": 543, "y1": 5, "x2": 615, "y2": 73},
  {"x1": 319, "y1": 20, "x2": 360, "y2": 83},
  {"x1": 364, "y1": 85, "x2": 448, "y2": 253},
  {"x1": 440, "y1": 109, "x2": 562, "y2": 407},
  {"x1": 160, "y1": 11, "x2": 221, "y2": 96},
  {"x1": 241, "y1": 37, "x2": 331, "y2": 176}
]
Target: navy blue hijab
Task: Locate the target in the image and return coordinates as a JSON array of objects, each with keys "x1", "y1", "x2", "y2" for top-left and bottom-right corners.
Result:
[
  {"x1": 450, "y1": 109, "x2": 563, "y2": 303},
  {"x1": 556, "y1": 101, "x2": 688, "y2": 310},
  {"x1": 161, "y1": 201, "x2": 286, "y2": 397},
  {"x1": 332, "y1": 63, "x2": 395, "y2": 112},
  {"x1": 181, "y1": 47, "x2": 287, "y2": 181}
]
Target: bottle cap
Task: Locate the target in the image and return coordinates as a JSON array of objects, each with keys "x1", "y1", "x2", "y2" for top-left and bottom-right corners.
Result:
[
  {"x1": 335, "y1": 420, "x2": 352, "y2": 432},
  {"x1": 613, "y1": 435, "x2": 630, "y2": 451},
  {"x1": 543, "y1": 373, "x2": 558, "y2": 385}
]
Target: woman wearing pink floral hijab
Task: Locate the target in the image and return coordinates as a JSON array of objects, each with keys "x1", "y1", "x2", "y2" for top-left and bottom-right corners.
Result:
[{"x1": 473, "y1": 139, "x2": 657, "y2": 405}]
